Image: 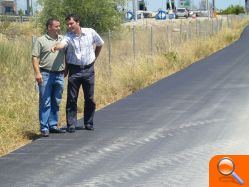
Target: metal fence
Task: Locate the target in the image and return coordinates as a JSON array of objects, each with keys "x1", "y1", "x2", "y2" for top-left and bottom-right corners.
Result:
[
  {"x1": 0, "y1": 15, "x2": 33, "y2": 22},
  {"x1": 98, "y1": 15, "x2": 248, "y2": 68}
]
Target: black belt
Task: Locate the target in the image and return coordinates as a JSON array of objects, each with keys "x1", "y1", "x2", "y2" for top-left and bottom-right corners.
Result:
[
  {"x1": 68, "y1": 62, "x2": 94, "y2": 69},
  {"x1": 40, "y1": 68, "x2": 64, "y2": 74}
]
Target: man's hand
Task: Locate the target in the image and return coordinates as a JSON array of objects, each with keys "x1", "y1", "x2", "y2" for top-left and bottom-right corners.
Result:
[
  {"x1": 51, "y1": 46, "x2": 57, "y2": 53},
  {"x1": 64, "y1": 70, "x2": 68, "y2": 77},
  {"x1": 35, "y1": 72, "x2": 43, "y2": 84},
  {"x1": 51, "y1": 42, "x2": 66, "y2": 53}
]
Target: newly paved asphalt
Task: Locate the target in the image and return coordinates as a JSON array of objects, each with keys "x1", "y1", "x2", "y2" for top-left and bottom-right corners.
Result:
[{"x1": 2, "y1": 27, "x2": 249, "y2": 187}]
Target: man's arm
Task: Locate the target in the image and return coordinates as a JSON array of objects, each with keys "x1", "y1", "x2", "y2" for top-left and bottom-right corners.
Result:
[
  {"x1": 95, "y1": 45, "x2": 103, "y2": 60},
  {"x1": 32, "y1": 56, "x2": 42, "y2": 84},
  {"x1": 64, "y1": 59, "x2": 69, "y2": 77},
  {"x1": 51, "y1": 42, "x2": 67, "y2": 53}
]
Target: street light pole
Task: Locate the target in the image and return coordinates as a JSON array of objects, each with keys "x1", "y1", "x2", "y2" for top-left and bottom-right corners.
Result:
[
  {"x1": 212, "y1": 0, "x2": 215, "y2": 17},
  {"x1": 26, "y1": 0, "x2": 30, "y2": 15},
  {"x1": 132, "y1": 0, "x2": 137, "y2": 21}
]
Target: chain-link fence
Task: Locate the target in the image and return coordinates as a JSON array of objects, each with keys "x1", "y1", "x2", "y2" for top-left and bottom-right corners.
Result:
[{"x1": 98, "y1": 15, "x2": 248, "y2": 70}]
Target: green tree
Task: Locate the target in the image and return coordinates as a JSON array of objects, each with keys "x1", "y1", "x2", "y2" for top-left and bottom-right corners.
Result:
[
  {"x1": 38, "y1": 0, "x2": 127, "y2": 33},
  {"x1": 221, "y1": 5, "x2": 245, "y2": 15},
  {"x1": 18, "y1": 9, "x2": 24, "y2": 16}
]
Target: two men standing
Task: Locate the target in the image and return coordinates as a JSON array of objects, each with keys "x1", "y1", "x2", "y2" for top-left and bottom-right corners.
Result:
[{"x1": 32, "y1": 14, "x2": 104, "y2": 136}]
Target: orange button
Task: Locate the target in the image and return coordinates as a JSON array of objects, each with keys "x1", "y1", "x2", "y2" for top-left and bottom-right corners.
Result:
[{"x1": 210, "y1": 155, "x2": 249, "y2": 186}]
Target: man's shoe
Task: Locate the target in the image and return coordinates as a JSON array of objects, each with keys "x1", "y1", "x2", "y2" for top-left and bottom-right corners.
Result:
[
  {"x1": 67, "y1": 125, "x2": 75, "y2": 133},
  {"x1": 85, "y1": 124, "x2": 94, "y2": 131},
  {"x1": 49, "y1": 127, "x2": 66, "y2": 133},
  {"x1": 41, "y1": 130, "x2": 49, "y2": 137}
]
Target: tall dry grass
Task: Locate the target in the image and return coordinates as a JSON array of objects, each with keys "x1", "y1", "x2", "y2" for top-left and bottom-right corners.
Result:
[{"x1": 0, "y1": 17, "x2": 248, "y2": 156}]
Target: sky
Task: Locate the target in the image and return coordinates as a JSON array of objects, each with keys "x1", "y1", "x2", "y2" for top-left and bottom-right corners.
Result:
[
  {"x1": 16, "y1": 0, "x2": 40, "y2": 12},
  {"x1": 16, "y1": 0, "x2": 244, "y2": 13},
  {"x1": 128, "y1": 0, "x2": 245, "y2": 11}
]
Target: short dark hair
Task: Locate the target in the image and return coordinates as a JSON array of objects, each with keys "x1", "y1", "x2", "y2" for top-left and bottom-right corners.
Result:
[
  {"x1": 65, "y1": 13, "x2": 80, "y2": 22},
  {"x1": 46, "y1": 18, "x2": 59, "y2": 29}
]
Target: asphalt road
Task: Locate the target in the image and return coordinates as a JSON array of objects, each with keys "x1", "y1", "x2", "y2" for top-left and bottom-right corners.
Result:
[{"x1": 1, "y1": 27, "x2": 249, "y2": 187}]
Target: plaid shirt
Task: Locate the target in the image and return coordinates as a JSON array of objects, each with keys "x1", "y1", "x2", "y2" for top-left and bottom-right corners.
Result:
[{"x1": 61, "y1": 28, "x2": 104, "y2": 66}]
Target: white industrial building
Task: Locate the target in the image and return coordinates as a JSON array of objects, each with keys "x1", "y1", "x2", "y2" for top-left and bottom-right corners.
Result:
[{"x1": 0, "y1": 0, "x2": 39, "y2": 15}]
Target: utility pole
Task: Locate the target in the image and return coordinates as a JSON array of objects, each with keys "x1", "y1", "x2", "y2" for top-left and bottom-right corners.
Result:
[
  {"x1": 206, "y1": 0, "x2": 209, "y2": 18},
  {"x1": 212, "y1": 0, "x2": 215, "y2": 17},
  {"x1": 31, "y1": 0, "x2": 33, "y2": 16},
  {"x1": 132, "y1": 0, "x2": 137, "y2": 21},
  {"x1": 167, "y1": 0, "x2": 173, "y2": 14},
  {"x1": 168, "y1": 0, "x2": 172, "y2": 10},
  {"x1": 246, "y1": 0, "x2": 249, "y2": 13},
  {"x1": 26, "y1": 0, "x2": 30, "y2": 15}
]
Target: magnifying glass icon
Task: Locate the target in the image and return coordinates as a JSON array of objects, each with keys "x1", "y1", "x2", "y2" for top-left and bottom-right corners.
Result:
[{"x1": 217, "y1": 157, "x2": 244, "y2": 185}]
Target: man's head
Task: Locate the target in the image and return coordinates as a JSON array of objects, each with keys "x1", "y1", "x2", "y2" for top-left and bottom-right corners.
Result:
[
  {"x1": 65, "y1": 14, "x2": 81, "y2": 33},
  {"x1": 46, "y1": 18, "x2": 60, "y2": 37}
]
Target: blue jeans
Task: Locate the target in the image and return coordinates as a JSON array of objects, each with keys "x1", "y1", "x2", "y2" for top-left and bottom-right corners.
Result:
[{"x1": 39, "y1": 71, "x2": 64, "y2": 132}]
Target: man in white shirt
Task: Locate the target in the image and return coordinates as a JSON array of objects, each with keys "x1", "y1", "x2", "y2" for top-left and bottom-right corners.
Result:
[{"x1": 52, "y1": 14, "x2": 104, "y2": 132}]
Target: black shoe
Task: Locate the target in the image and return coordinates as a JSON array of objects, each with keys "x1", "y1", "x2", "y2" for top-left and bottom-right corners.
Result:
[
  {"x1": 85, "y1": 124, "x2": 94, "y2": 131},
  {"x1": 67, "y1": 125, "x2": 75, "y2": 133},
  {"x1": 41, "y1": 130, "x2": 49, "y2": 137},
  {"x1": 49, "y1": 127, "x2": 66, "y2": 133}
]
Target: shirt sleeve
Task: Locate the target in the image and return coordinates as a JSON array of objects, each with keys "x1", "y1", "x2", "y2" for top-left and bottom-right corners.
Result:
[
  {"x1": 60, "y1": 35, "x2": 70, "y2": 48},
  {"x1": 91, "y1": 28, "x2": 104, "y2": 46},
  {"x1": 32, "y1": 38, "x2": 41, "y2": 57}
]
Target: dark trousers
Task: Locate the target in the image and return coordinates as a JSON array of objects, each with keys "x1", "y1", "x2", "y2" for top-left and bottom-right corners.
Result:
[{"x1": 66, "y1": 63, "x2": 95, "y2": 127}]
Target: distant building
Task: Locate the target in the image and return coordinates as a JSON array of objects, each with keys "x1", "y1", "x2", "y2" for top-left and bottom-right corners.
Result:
[
  {"x1": 0, "y1": 0, "x2": 16, "y2": 14},
  {"x1": 0, "y1": 0, "x2": 39, "y2": 15},
  {"x1": 246, "y1": 0, "x2": 249, "y2": 13}
]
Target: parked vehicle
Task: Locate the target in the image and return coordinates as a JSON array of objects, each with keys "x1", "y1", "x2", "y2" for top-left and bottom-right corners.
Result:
[{"x1": 175, "y1": 8, "x2": 189, "y2": 19}]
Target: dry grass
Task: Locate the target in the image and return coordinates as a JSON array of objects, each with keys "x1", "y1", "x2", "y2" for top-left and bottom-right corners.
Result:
[
  {"x1": 0, "y1": 36, "x2": 39, "y2": 155},
  {"x1": 0, "y1": 17, "x2": 248, "y2": 156}
]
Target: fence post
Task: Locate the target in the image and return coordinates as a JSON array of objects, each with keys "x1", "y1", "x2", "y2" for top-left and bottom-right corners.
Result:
[
  {"x1": 199, "y1": 20, "x2": 201, "y2": 39},
  {"x1": 132, "y1": 26, "x2": 136, "y2": 60},
  {"x1": 205, "y1": 20, "x2": 208, "y2": 39},
  {"x1": 188, "y1": 22, "x2": 191, "y2": 41},
  {"x1": 180, "y1": 19, "x2": 182, "y2": 42},
  {"x1": 150, "y1": 26, "x2": 153, "y2": 56},
  {"x1": 221, "y1": 19, "x2": 223, "y2": 30},
  {"x1": 108, "y1": 30, "x2": 112, "y2": 65},
  {"x1": 216, "y1": 18, "x2": 219, "y2": 34},
  {"x1": 227, "y1": 15, "x2": 229, "y2": 29},
  {"x1": 166, "y1": 25, "x2": 169, "y2": 44},
  {"x1": 211, "y1": 18, "x2": 214, "y2": 36}
]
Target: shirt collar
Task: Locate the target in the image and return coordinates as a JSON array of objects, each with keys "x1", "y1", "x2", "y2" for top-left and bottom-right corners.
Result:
[
  {"x1": 81, "y1": 28, "x2": 87, "y2": 36},
  {"x1": 45, "y1": 33, "x2": 60, "y2": 40},
  {"x1": 71, "y1": 28, "x2": 86, "y2": 37}
]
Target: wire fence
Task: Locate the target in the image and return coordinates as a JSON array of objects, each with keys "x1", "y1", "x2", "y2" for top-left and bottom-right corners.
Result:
[{"x1": 98, "y1": 15, "x2": 248, "y2": 68}]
